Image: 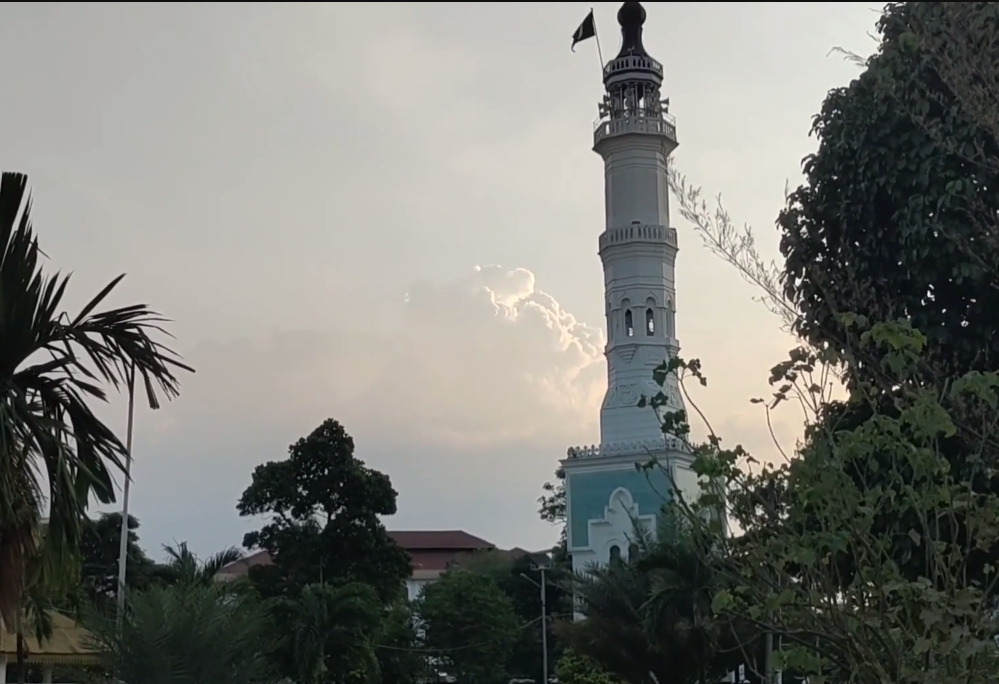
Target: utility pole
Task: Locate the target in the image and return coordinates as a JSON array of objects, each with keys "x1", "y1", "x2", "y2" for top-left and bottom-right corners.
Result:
[
  {"x1": 520, "y1": 564, "x2": 549, "y2": 684},
  {"x1": 116, "y1": 363, "x2": 137, "y2": 634}
]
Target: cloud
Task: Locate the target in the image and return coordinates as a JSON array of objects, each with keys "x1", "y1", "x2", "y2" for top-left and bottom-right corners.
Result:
[
  {"x1": 169, "y1": 264, "x2": 604, "y2": 445},
  {"x1": 121, "y1": 264, "x2": 795, "y2": 557},
  {"x1": 130, "y1": 266, "x2": 605, "y2": 554}
]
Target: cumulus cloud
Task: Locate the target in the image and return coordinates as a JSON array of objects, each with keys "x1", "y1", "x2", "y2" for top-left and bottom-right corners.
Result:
[
  {"x1": 130, "y1": 266, "x2": 605, "y2": 554},
  {"x1": 120, "y1": 264, "x2": 796, "y2": 557}
]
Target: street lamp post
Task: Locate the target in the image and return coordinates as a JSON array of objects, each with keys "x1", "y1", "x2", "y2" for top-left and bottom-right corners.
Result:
[{"x1": 520, "y1": 565, "x2": 549, "y2": 684}]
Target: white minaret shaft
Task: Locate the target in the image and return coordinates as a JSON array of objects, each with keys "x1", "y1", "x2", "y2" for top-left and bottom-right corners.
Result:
[{"x1": 594, "y1": 1, "x2": 684, "y2": 446}]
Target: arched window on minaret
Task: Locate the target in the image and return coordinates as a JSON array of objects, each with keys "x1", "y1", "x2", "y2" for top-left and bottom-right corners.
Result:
[
  {"x1": 624, "y1": 310, "x2": 634, "y2": 337},
  {"x1": 609, "y1": 545, "x2": 622, "y2": 565},
  {"x1": 645, "y1": 308, "x2": 654, "y2": 336},
  {"x1": 666, "y1": 299, "x2": 674, "y2": 337},
  {"x1": 628, "y1": 542, "x2": 640, "y2": 561}
]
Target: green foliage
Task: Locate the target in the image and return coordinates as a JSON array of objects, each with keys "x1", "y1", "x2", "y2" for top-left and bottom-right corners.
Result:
[
  {"x1": 775, "y1": 0, "x2": 999, "y2": 593},
  {"x1": 778, "y1": 1, "x2": 999, "y2": 383},
  {"x1": 91, "y1": 583, "x2": 271, "y2": 684},
  {"x1": 79, "y1": 513, "x2": 156, "y2": 604},
  {"x1": 156, "y1": 541, "x2": 243, "y2": 589},
  {"x1": 555, "y1": 648, "x2": 622, "y2": 684},
  {"x1": 0, "y1": 170, "x2": 192, "y2": 627},
  {"x1": 374, "y1": 600, "x2": 422, "y2": 684},
  {"x1": 271, "y1": 582, "x2": 383, "y2": 684},
  {"x1": 237, "y1": 418, "x2": 411, "y2": 600},
  {"x1": 655, "y1": 324, "x2": 999, "y2": 683},
  {"x1": 538, "y1": 466, "x2": 566, "y2": 524},
  {"x1": 459, "y1": 550, "x2": 570, "y2": 681},
  {"x1": 562, "y1": 513, "x2": 753, "y2": 684},
  {"x1": 416, "y1": 568, "x2": 520, "y2": 684}
]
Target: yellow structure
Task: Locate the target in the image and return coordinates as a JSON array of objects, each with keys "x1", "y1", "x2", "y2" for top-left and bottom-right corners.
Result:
[{"x1": 0, "y1": 611, "x2": 101, "y2": 683}]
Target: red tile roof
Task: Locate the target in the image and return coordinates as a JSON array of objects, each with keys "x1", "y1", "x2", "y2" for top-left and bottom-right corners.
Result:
[
  {"x1": 388, "y1": 530, "x2": 495, "y2": 550},
  {"x1": 216, "y1": 529, "x2": 496, "y2": 578}
]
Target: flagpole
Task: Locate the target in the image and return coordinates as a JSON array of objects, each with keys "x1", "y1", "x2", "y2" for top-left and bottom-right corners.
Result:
[
  {"x1": 116, "y1": 362, "x2": 136, "y2": 632},
  {"x1": 592, "y1": 7, "x2": 605, "y2": 69}
]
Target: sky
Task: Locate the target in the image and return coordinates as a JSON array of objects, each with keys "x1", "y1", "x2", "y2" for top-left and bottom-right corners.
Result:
[{"x1": 0, "y1": 1, "x2": 884, "y2": 561}]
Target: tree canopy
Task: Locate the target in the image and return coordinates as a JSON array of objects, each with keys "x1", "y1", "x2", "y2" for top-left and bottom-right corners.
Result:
[
  {"x1": 272, "y1": 581, "x2": 383, "y2": 684},
  {"x1": 779, "y1": 1, "x2": 999, "y2": 384},
  {"x1": 555, "y1": 649, "x2": 623, "y2": 684},
  {"x1": 79, "y1": 513, "x2": 155, "y2": 603},
  {"x1": 775, "y1": 0, "x2": 999, "y2": 590},
  {"x1": 416, "y1": 568, "x2": 520, "y2": 684},
  {"x1": 237, "y1": 418, "x2": 411, "y2": 600}
]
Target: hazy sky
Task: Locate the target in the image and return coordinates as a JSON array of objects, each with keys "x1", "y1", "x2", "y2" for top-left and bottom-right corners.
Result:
[{"x1": 1, "y1": 2, "x2": 883, "y2": 560}]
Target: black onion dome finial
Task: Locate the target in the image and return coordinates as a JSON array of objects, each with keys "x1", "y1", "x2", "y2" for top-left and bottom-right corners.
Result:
[{"x1": 616, "y1": 2, "x2": 648, "y2": 58}]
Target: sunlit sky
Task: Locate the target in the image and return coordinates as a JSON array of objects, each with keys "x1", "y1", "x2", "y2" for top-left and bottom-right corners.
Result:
[{"x1": 1, "y1": 2, "x2": 883, "y2": 559}]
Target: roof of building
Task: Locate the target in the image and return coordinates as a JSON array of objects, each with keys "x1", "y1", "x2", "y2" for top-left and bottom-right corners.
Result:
[
  {"x1": 388, "y1": 530, "x2": 494, "y2": 550},
  {"x1": 0, "y1": 611, "x2": 101, "y2": 665},
  {"x1": 215, "y1": 548, "x2": 273, "y2": 578},
  {"x1": 216, "y1": 529, "x2": 498, "y2": 578}
]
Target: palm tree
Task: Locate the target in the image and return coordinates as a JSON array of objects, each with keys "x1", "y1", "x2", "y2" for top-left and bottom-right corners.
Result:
[
  {"x1": 637, "y1": 514, "x2": 756, "y2": 684},
  {"x1": 157, "y1": 541, "x2": 243, "y2": 588},
  {"x1": 273, "y1": 582, "x2": 382, "y2": 684},
  {"x1": 89, "y1": 582, "x2": 272, "y2": 684},
  {"x1": 562, "y1": 552, "x2": 667, "y2": 683},
  {"x1": 0, "y1": 171, "x2": 192, "y2": 626},
  {"x1": 561, "y1": 511, "x2": 759, "y2": 684}
]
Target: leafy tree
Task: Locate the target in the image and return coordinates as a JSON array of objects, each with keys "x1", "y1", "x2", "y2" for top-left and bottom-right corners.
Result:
[
  {"x1": 561, "y1": 513, "x2": 751, "y2": 684},
  {"x1": 773, "y1": 0, "x2": 999, "y2": 590},
  {"x1": 375, "y1": 600, "x2": 422, "y2": 684},
  {"x1": 555, "y1": 649, "x2": 623, "y2": 684},
  {"x1": 79, "y1": 513, "x2": 156, "y2": 603},
  {"x1": 779, "y1": 1, "x2": 999, "y2": 383},
  {"x1": 415, "y1": 569, "x2": 520, "y2": 684},
  {"x1": 271, "y1": 582, "x2": 382, "y2": 684},
  {"x1": 91, "y1": 583, "x2": 271, "y2": 684},
  {"x1": 0, "y1": 171, "x2": 192, "y2": 626},
  {"x1": 907, "y1": 2, "x2": 999, "y2": 177},
  {"x1": 538, "y1": 466, "x2": 566, "y2": 525},
  {"x1": 460, "y1": 550, "x2": 570, "y2": 681},
  {"x1": 237, "y1": 419, "x2": 411, "y2": 600},
  {"x1": 655, "y1": 331, "x2": 999, "y2": 683}
]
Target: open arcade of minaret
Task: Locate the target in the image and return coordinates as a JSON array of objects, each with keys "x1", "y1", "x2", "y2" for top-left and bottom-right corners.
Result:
[{"x1": 561, "y1": 1, "x2": 699, "y2": 576}]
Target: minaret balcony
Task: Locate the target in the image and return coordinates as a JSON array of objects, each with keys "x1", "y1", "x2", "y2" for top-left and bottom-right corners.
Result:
[
  {"x1": 599, "y1": 223, "x2": 678, "y2": 251},
  {"x1": 594, "y1": 114, "x2": 677, "y2": 147},
  {"x1": 603, "y1": 54, "x2": 663, "y2": 83}
]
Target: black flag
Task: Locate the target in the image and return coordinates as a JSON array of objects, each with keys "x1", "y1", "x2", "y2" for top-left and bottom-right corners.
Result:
[{"x1": 571, "y1": 10, "x2": 596, "y2": 52}]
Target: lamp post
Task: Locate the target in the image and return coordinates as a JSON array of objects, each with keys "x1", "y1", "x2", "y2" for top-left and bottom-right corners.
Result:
[
  {"x1": 520, "y1": 564, "x2": 549, "y2": 684},
  {"x1": 116, "y1": 362, "x2": 137, "y2": 634}
]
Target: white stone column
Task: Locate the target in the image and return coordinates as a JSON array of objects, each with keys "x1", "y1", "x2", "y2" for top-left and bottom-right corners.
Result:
[
  {"x1": 42, "y1": 662, "x2": 54, "y2": 683},
  {"x1": 0, "y1": 655, "x2": 7, "y2": 683}
]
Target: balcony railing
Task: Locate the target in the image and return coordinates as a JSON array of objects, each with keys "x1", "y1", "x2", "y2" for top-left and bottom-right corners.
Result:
[{"x1": 594, "y1": 114, "x2": 677, "y2": 145}]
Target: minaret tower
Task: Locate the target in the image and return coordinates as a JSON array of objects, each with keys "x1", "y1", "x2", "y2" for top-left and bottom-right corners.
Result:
[
  {"x1": 562, "y1": 2, "x2": 691, "y2": 576},
  {"x1": 595, "y1": 0, "x2": 682, "y2": 445}
]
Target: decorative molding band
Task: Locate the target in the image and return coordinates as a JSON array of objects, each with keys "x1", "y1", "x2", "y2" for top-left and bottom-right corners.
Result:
[{"x1": 565, "y1": 437, "x2": 689, "y2": 459}]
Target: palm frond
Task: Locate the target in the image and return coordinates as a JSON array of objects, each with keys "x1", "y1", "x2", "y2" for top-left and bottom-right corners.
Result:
[
  {"x1": 0, "y1": 170, "x2": 194, "y2": 625},
  {"x1": 200, "y1": 546, "x2": 243, "y2": 581},
  {"x1": 88, "y1": 583, "x2": 272, "y2": 684},
  {"x1": 273, "y1": 582, "x2": 382, "y2": 684}
]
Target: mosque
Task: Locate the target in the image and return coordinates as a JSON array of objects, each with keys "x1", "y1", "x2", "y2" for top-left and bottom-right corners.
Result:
[{"x1": 562, "y1": 1, "x2": 701, "y2": 576}]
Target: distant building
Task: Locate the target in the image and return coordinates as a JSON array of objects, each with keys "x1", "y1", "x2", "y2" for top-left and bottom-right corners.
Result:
[
  {"x1": 392, "y1": 530, "x2": 495, "y2": 601},
  {"x1": 215, "y1": 529, "x2": 547, "y2": 601},
  {"x1": 0, "y1": 611, "x2": 100, "y2": 683}
]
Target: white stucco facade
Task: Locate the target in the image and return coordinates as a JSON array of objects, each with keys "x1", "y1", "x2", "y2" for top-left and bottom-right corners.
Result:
[{"x1": 562, "y1": 1, "x2": 695, "y2": 580}]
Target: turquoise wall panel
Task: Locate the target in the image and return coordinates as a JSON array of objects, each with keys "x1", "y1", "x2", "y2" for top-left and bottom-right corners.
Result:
[{"x1": 567, "y1": 467, "x2": 672, "y2": 549}]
